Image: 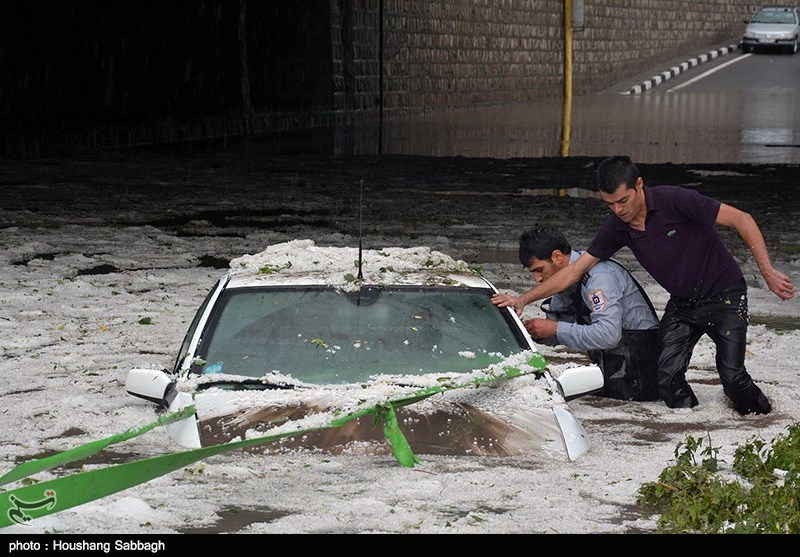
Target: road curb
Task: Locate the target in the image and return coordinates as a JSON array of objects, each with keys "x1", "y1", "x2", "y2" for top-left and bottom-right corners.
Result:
[{"x1": 625, "y1": 43, "x2": 740, "y2": 94}]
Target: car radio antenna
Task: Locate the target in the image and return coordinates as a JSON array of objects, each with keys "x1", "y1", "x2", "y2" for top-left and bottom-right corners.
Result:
[{"x1": 357, "y1": 179, "x2": 364, "y2": 281}]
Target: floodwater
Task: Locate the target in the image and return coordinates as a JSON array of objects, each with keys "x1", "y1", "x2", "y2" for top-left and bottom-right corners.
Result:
[
  {"x1": 238, "y1": 89, "x2": 800, "y2": 165},
  {"x1": 1, "y1": 160, "x2": 799, "y2": 536},
  {"x1": 2, "y1": 152, "x2": 796, "y2": 320}
]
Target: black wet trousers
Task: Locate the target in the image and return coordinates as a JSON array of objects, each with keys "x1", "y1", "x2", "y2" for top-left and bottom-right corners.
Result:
[
  {"x1": 658, "y1": 280, "x2": 771, "y2": 415},
  {"x1": 588, "y1": 329, "x2": 661, "y2": 401}
]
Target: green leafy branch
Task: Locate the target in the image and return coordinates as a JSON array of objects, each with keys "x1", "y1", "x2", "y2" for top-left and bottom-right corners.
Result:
[
  {"x1": 258, "y1": 261, "x2": 292, "y2": 275},
  {"x1": 637, "y1": 423, "x2": 800, "y2": 533}
]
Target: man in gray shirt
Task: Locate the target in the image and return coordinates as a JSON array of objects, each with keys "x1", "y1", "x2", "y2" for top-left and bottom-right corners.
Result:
[{"x1": 515, "y1": 225, "x2": 661, "y2": 401}]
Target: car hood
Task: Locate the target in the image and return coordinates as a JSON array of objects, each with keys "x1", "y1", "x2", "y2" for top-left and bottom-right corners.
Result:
[
  {"x1": 166, "y1": 352, "x2": 594, "y2": 460},
  {"x1": 182, "y1": 352, "x2": 559, "y2": 424},
  {"x1": 746, "y1": 22, "x2": 798, "y2": 34}
]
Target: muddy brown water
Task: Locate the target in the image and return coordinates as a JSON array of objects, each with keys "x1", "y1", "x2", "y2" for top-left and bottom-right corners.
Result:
[{"x1": 176, "y1": 506, "x2": 291, "y2": 534}]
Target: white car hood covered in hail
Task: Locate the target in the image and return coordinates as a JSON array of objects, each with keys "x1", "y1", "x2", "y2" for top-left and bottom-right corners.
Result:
[{"x1": 184, "y1": 352, "x2": 564, "y2": 431}]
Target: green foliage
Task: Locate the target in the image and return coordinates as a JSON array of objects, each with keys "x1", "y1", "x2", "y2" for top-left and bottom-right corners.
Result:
[
  {"x1": 638, "y1": 423, "x2": 800, "y2": 533},
  {"x1": 258, "y1": 261, "x2": 292, "y2": 275},
  {"x1": 310, "y1": 337, "x2": 329, "y2": 349}
]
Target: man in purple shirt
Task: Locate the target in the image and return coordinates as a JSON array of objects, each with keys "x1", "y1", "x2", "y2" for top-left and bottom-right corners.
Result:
[{"x1": 493, "y1": 156, "x2": 795, "y2": 415}]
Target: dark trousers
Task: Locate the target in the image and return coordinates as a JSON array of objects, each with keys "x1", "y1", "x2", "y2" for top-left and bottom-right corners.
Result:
[
  {"x1": 658, "y1": 280, "x2": 771, "y2": 415},
  {"x1": 588, "y1": 329, "x2": 661, "y2": 401}
]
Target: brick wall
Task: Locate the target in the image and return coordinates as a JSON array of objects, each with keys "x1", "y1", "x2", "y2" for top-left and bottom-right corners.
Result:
[{"x1": 382, "y1": 0, "x2": 564, "y2": 111}]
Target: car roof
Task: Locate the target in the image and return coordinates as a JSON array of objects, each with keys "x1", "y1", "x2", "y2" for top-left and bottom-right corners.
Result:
[
  {"x1": 223, "y1": 240, "x2": 493, "y2": 290},
  {"x1": 226, "y1": 271, "x2": 491, "y2": 289}
]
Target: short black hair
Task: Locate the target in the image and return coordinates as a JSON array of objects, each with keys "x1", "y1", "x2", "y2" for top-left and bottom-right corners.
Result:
[
  {"x1": 518, "y1": 225, "x2": 572, "y2": 267},
  {"x1": 596, "y1": 156, "x2": 640, "y2": 194}
]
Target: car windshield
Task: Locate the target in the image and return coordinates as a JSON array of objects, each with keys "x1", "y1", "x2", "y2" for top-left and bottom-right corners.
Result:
[
  {"x1": 196, "y1": 286, "x2": 528, "y2": 384},
  {"x1": 751, "y1": 9, "x2": 797, "y2": 24}
]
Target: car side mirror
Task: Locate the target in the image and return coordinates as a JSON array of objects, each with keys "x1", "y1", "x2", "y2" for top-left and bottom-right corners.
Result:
[
  {"x1": 555, "y1": 364, "x2": 603, "y2": 401},
  {"x1": 126, "y1": 368, "x2": 178, "y2": 409}
]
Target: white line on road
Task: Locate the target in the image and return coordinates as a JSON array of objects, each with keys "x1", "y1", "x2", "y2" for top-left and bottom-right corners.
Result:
[{"x1": 667, "y1": 53, "x2": 753, "y2": 92}]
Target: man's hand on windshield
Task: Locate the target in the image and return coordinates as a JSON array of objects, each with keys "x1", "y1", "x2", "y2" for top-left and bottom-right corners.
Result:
[{"x1": 491, "y1": 292, "x2": 525, "y2": 316}]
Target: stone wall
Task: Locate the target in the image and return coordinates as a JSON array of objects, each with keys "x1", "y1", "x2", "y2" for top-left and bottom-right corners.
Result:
[
  {"x1": 382, "y1": 0, "x2": 565, "y2": 111},
  {"x1": 331, "y1": 0, "x2": 383, "y2": 114}
]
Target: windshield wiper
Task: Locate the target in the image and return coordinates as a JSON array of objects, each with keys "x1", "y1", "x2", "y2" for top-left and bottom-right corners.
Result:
[{"x1": 195, "y1": 379, "x2": 297, "y2": 392}]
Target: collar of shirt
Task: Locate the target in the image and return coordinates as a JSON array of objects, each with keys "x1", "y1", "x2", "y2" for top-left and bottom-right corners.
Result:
[
  {"x1": 610, "y1": 184, "x2": 662, "y2": 233},
  {"x1": 568, "y1": 249, "x2": 584, "y2": 265}
]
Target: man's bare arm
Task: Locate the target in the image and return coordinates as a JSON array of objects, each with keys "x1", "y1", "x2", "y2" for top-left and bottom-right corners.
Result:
[
  {"x1": 717, "y1": 203, "x2": 795, "y2": 300},
  {"x1": 492, "y1": 252, "x2": 601, "y2": 314}
]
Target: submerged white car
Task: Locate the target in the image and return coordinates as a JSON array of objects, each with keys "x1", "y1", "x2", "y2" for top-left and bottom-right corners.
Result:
[{"x1": 126, "y1": 241, "x2": 602, "y2": 461}]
